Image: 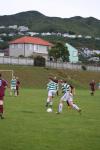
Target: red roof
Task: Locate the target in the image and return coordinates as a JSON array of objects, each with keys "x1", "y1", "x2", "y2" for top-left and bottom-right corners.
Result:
[{"x1": 9, "y1": 36, "x2": 52, "y2": 46}]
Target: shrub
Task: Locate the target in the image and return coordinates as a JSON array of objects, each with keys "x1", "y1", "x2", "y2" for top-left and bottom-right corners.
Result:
[
  {"x1": 18, "y1": 55, "x2": 25, "y2": 58},
  {"x1": 34, "y1": 56, "x2": 45, "y2": 67},
  {"x1": 81, "y1": 65, "x2": 87, "y2": 71}
]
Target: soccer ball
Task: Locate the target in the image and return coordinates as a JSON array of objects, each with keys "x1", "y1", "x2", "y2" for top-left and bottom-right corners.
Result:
[{"x1": 47, "y1": 108, "x2": 52, "y2": 112}]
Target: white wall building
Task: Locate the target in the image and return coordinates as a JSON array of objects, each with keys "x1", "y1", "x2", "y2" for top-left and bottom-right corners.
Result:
[{"x1": 9, "y1": 36, "x2": 52, "y2": 59}]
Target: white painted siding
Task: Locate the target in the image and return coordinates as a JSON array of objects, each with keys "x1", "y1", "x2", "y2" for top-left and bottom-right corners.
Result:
[
  {"x1": 34, "y1": 45, "x2": 48, "y2": 54},
  {"x1": 9, "y1": 44, "x2": 25, "y2": 57},
  {"x1": 25, "y1": 44, "x2": 34, "y2": 56},
  {"x1": 9, "y1": 43, "x2": 49, "y2": 57}
]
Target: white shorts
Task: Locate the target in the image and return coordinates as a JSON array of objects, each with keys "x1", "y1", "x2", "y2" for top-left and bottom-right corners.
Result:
[
  {"x1": 48, "y1": 90, "x2": 56, "y2": 97},
  {"x1": 11, "y1": 87, "x2": 16, "y2": 90},
  {"x1": 61, "y1": 92, "x2": 73, "y2": 102},
  {"x1": 67, "y1": 93, "x2": 73, "y2": 103}
]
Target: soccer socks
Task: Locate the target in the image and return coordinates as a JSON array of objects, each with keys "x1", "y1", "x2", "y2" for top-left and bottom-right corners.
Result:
[
  {"x1": 46, "y1": 98, "x2": 49, "y2": 107},
  {"x1": 0, "y1": 105, "x2": 3, "y2": 113},
  {"x1": 0, "y1": 105, "x2": 3, "y2": 119},
  {"x1": 72, "y1": 104, "x2": 80, "y2": 111},
  {"x1": 49, "y1": 101, "x2": 53, "y2": 108},
  {"x1": 46, "y1": 98, "x2": 53, "y2": 108},
  {"x1": 58, "y1": 103, "x2": 63, "y2": 113}
]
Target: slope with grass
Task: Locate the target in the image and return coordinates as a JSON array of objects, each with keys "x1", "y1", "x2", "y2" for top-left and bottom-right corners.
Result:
[
  {"x1": 0, "y1": 64, "x2": 100, "y2": 150},
  {"x1": 0, "y1": 64, "x2": 100, "y2": 89}
]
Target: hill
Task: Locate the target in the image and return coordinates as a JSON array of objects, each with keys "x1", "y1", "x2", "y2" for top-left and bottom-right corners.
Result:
[
  {"x1": 0, "y1": 11, "x2": 100, "y2": 36},
  {"x1": 0, "y1": 64, "x2": 100, "y2": 89}
]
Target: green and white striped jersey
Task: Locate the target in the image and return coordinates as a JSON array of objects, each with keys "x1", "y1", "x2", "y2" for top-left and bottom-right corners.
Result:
[
  {"x1": 61, "y1": 83, "x2": 67, "y2": 93},
  {"x1": 47, "y1": 81, "x2": 57, "y2": 91},
  {"x1": 11, "y1": 79, "x2": 17, "y2": 88},
  {"x1": 66, "y1": 84, "x2": 70, "y2": 91},
  {"x1": 61, "y1": 83, "x2": 70, "y2": 93}
]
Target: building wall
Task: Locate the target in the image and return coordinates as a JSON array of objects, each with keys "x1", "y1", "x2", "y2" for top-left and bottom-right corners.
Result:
[
  {"x1": 24, "y1": 44, "x2": 34, "y2": 56},
  {"x1": 9, "y1": 43, "x2": 49, "y2": 57},
  {"x1": 34, "y1": 45, "x2": 48, "y2": 54},
  {"x1": 66, "y1": 43, "x2": 79, "y2": 63},
  {"x1": 9, "y1": 44, "x2": 25, "y2": 57},
  {"x1": 69, "y1": 49, "x2": 78, "y2": 63}
]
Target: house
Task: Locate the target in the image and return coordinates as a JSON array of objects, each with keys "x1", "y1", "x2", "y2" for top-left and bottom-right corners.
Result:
[
  {"x1": 9, "y1": 36, "x2": 52, "y2": 59},
  {"x1": 65, "y1": 43, "x2": 79, "y2": 63},
  {"x1": 18, "y1": 26, "x2": 29, "y2": 32},
  {"x1": 0, "y1": 49, "x2": 4, "y2": 56}
]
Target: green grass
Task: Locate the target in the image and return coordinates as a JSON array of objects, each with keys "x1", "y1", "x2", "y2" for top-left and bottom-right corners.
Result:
[
  {"x1": 0, "y1": 64, "x2": 100, "y2": 89},
  {"x1": 0, "y1": 89, "x2": 100, "y2": 150}
]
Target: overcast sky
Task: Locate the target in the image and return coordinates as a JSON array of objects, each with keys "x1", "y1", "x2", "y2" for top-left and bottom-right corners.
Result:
[{"x1": 0, "y1": 0, "x2": 100, "y2": 19}]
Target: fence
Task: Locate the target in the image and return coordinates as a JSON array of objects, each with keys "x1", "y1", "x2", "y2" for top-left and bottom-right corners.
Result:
[
  {"x1": 46, "y1": 61, "x2": 100, "y2": 71},
  {"x1": 0, "y1": 56, "x2": 100, "y2": 72},
  {"x1": 0, "y1": 57, "x2": 34, "y2": 65}
]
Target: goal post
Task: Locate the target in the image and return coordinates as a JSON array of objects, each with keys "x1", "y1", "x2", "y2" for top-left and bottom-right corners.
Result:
[
  {"x1": 0, "y1": 70, "x2": 14, "y2": 79},
  {"x1": 0, "y1": 69, "x2": 15, "y2": 87}
]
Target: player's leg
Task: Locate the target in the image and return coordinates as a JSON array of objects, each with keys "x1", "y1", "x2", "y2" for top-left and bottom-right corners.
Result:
[
  {"x1": 16, "y1": 87, "x2": 19, "y2": 96},
  {"x1": 68, "y1": 99, "x2": 81, "y2": 113},
  {"x1": 14, "y1": 89, "x2": 17, "y2": 96},
  {"x1": 46, "y1": 90, "x2": 52, "y2": 108},
  {"x1": 57, "y1": 101, "x2": 63, "y2": 113},
  {"x1": 57, "y1": 93, "x2": 67, "y2": 113},
  {"x1": 49, "y1": 90, "x2": 56, "y2": 108},
  {"x1": 0, "y1": 98, "x2": 4, "y2": 119},
  {"x1": 90, "y1": 89, "x2": 94, "y2": 96}
]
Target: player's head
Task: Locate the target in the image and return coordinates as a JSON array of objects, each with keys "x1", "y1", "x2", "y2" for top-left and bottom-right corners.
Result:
[
  {"x1": 13, "y1": 76, "x2": 15, "y2": 79},
  {"x1": 54, "y1": 76, "x2": 57, "y2": 79},
  {"x1": 59, "y1": 79, "x2": 63, "y2": 83},
  {"x1": 48, "y1": 77, "x2": 53, "y2": 81},
  {"x1": 64, "y1": 80, "x2": 67, "y2": 83}
]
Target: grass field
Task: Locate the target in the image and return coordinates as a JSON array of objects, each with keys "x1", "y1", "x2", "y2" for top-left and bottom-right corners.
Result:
[
  {"x1": 0, "y1": 64, "x2": 100, "y2": 89},
  {"x1": 0, "y1": 88, "x2": 100, "y2": 150}
]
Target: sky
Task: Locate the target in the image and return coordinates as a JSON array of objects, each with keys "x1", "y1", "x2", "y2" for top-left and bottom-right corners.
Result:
[{"x1": 0, "y1": 0, "x2": 100, "y2": 19}]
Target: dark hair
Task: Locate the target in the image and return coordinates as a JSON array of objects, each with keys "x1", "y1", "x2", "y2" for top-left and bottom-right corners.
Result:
[
  {"x1": 49, "y1": 77, "x2": 53, "y2": 81},
  {"x1": 0, "y1": 73, "x2": 2, "y2": 77}
]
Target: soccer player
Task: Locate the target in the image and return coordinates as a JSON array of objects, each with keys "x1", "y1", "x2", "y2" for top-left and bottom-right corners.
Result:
[
  {"x1": 16, "y1": 77, "x2": 20, "y2": 96},
  {"x1": 10, "y1": 76, "x2": 17, "y2": 96},
  {"x1": 57, "y1": 83, "x2": 81, "y2": 114},
  {"x1": 97, "y1": 80, "x2": 100, "y2": 90},
  {"x1": 61, "y1": 80, "x2": 68, "y2": 94},
  {"x1": 89, "y1": 80, "x2": 96, "y2": 96},
  {"x1": 0, "y1": 73, "x2": 8, "y2": 119},
  {"x1": 60, "y1": 80, "x2": 70, "y2": 108},
  {"x1": 45, "y1": 77, "x2": 58, "y2": 110},
  {"x1": 53, "y1": 76, "x2": 59, "y2": 96}
]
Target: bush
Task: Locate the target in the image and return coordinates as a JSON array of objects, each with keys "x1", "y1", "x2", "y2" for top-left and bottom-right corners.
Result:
[
  {"x1": 34, "y1": 56, "x2": 45, "y2": 67},
  {"x1": 81, "y1": 65, "x2": 87, "y2": 71},
  {"x1": 18, "y1": 55, "x2": 25, "y2": 58}
]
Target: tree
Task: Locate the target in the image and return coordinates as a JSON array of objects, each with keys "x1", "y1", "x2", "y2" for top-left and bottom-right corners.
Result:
[
  {"x1": 34, "y1": 56, "x2": 45, "y2": 67},
  {"x1": 48, "y1": 42, "x2": 69, "y2": 62}
]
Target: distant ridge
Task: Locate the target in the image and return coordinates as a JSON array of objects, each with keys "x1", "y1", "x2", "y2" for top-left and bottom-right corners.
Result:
[{"x1": 0, "y1": 10, "x2": 100, "y2": 36}]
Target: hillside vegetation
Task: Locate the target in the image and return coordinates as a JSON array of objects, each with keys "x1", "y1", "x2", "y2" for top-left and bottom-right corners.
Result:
[
  {"x1": 0, "y1": 64, "x2": 100, "y2": 89},
  {"x1": 0, "y1": 11, "x2": 100, "y2": 36}
]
